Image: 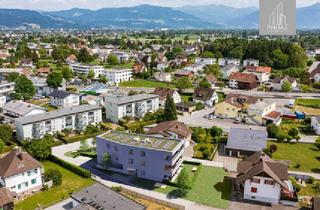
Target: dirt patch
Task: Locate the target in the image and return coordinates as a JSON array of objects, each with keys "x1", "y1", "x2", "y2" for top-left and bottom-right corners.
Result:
[{"x1": 295, "y1": 105, "x2": 320, "y2": 115}]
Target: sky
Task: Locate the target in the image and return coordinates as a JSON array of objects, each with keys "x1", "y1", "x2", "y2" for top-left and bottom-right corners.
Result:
[{"x1": 0, "y1": 0, "x2": 319, "y2": 11}]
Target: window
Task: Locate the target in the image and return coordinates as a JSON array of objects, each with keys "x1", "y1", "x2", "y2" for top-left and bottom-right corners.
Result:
[
  {"x1": 34, "y1": 169, "x2": 38, "y2": 174},
  {"x1": 251, "y1": 187, "x2": 257, "y2": 193},
  {"x1": 25, "y1": 182, "x2": 29, "y2": 187},
  {"x1": 27, "y1": 171, "x2": 31, "y2": 176},
  {"x1": 10, "y1": 186, "x2": 16, "y2": 189},
  {"x1": 128, "y1": 159, "x2": 134, "y2": 164},
  {"x1": 264, "y1": 180, "x2": 274, "y2": 185},
  {"x1": 18, "y1": 184, "x2": 21, "y2": 190},
  {"x1": 31, "y1": 178, "x2": 37, "y2": 184},
  {"x1": 129, "y1": 149, "x2": 134, "y2": 155},
  {"x1": 140, "y1": 151, "x2": 146, "y2": 157},
  {"x1": 251, "y1": 178, "x2": 260, "y2": 184},
  {"x1": 106, "y1": 143, "x2": 110, "y2": 148},
  {"x1": 114, "y1": 146, "x2": 118, "y2": 151}
]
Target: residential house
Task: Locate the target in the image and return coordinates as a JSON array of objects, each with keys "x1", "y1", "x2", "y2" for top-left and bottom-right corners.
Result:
[
  {"x1": 236, "y1": 152, "x2": 297, "y2": 205},
  {"x1": 184, "y1": 45, "x2": 198, "y2": 55},
  {"x1": 206, "y1": 74, "x2": 219, "y2": 88},
  {"x1": 221, "y1": 64, "x2": 239, "y2": 80},
  {"x1": 31, "y1": 76, "x2": 66, "y2": 97},
  {"x1": 49, "y1": 90, "x2": 80, "y2": 108},
  {"x1": 174, "y1": 70, "x2": 194, "y2": 79},
  {"x1": 0, "y1": 148, "x2": 43, "y2": 196},
  {"x1": 244, "y1": 101, "x2": 282, "y2": 125},
  {"x1": 15, "y1": 104, "x2": 102, "y2": 141},
  {"x1": 229, "y1": 72, "x2": 258, "y2": 90},
  {"x1": 184, "y1": 63, "x2": 206, "y2": 76},
  {"x1": 244, "y1": 66, "x2": 272, "y2": 75},
  {"x1": 310, "y1": 67, "x2": 320, "y2": 83},
  {"x1": 175, "y1": 102, "x2": 197, "y2": 113},
  {"x1": 243, "y1": 70, "x2": 270, "y2": 84},
  {"x1": 218, "y1": 58, "x2": 240, "y2": 67},
  {"x1": 3, "y1": 101, "x2": 46, "y2": 123},
  {"x1": 271, "y1": 76, "x2": 297, "y2": 91},
  {"x1": 225, "y1": 128, "x2": 267, "y2": 157},
  {"x1": 243, "y1": 59, "x2": 259, "y2": 67},
  {"x1": 156, "y1": 62, "x2": 169, "y2": 71},
  {"x1": 104, "y1": 94, "x2": 159, "y2": 123},
  {"x1": 96, "y1": 131, "x2": 184, "y2": 182},
  {"x1": 153, "y1": 87, "x2": 181, "y2": 106},
  {"x1": 70, "y1": 183, "x2": 146, "y2": 210},
  {"x1": 174, "y1": 55, "x2": 188, "y2": 66},
  {"x1": 311, "y1": 116, "x2": 320, "y2": 135},
  {"x1": 154, "y1": 72, "x2": 171, "y2": 82},
  {"x1": 0, "y1": 188, "x2": 14, "y2": 210},
  {"x1": 0, "y1": 82, "x2": 14, "y2": 95},
  {"x1": 147, "y1": 120, "x2": 192, "y2": 147},
  {"x1": 195, "y1": 57, "x2": 215, "y2": 65},
  {"x1": 112, "y1": 51, "x2": 130, "y2": 63},
  {"x1": 70, "y1": 63, "x2": 104, "y2": 79},
  {"x1": 102, "y1": 69, "x2": 133, "y2": 85},
  {"x1": 66, "y1": 54, "x2": 77, "y2": 64},
  {"x1": 132, "y1": 62, "x2": 147, "y2": 74},
  {"x1": 20, "y1": 58, "x2": 33, "y2": 68},
  {"x1": 193, "y1": 87, "x2": 218, "y2": 107},
  {"x1": 215, "y1": 94, "x2": 259, "y2": 119},
  {"x1": 35, "y1": 67, "x2": 51, "y2": 77}
]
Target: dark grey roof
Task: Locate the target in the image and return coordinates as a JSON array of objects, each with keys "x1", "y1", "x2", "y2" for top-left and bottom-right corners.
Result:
[
  {"x1": 15, "y1": 104, "x2": 101, "y2": 125},
  {"x1": 105, "y1": 94, "x2": 158, "y2": 105},
  {"x1": 49, "y1": 90, "x2": 77, "y2": 99},
  {"x1": 226, "y1": 128, "x2": 267, "y2": 152},
  {"x1": 71, "y1": 183, "x2": 146, "y2": 210}
]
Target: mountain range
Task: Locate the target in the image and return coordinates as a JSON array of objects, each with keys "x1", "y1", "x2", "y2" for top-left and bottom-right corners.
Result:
[{"x1": 0, "y1": 3, "x2": 320, "y2": 29}]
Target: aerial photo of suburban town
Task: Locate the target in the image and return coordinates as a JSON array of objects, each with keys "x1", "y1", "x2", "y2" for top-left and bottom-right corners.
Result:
[{"x1": 0, "y1": 0, "x2": 320, "y2": 209}]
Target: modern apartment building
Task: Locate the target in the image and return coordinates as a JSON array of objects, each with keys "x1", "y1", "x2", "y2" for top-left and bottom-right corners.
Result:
[
  {"x1": 96, "y1": 131, "x2": 185, "y2": 182},
  {"x1": 15, "y1": 104, "x2": 102, "y2": 141},
  {"x1": 104, "y1": 94, "x2": 159, "y2": 123},
  {"x1": 101, "y1": 69, "x2": 132, "y2": 85},
  {"x1": 0, "y1": 82, "x2": 14, "y2": 95},
  {"x1": 49, "y1": 90, "x2": 80, "y2": 108},
  {"x1": 70, "y1": 63, "x2": 104, "y2": 79}
]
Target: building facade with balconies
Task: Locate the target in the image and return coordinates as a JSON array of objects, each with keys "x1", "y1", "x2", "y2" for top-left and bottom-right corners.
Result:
[
  {"x1": 96, "y1": 131, "x2": 185, "y2": 182},
  {"x1": 15, "y1": 105, "x2": 102, "y2": 141},
  {"x1": 104, "y1": 94, "x2": 159, "y2": 123}
]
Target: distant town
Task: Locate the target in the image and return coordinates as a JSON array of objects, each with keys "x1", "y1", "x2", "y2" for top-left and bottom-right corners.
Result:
[{"x1": 0, "y1": 29, "x2": 319, "y2": 210}]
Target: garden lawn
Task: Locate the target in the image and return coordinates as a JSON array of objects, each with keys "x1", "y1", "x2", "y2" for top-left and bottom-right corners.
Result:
[
  {"x1": 15, "y1": 161, "x2": 95, "y2": 210},
  {"x1": 120, "y1": 79, "x2": 176, "y2": 88},
  {"x1": 155, "y1": 165, "x2": 231, "y2": 209},
  {"x1": 267, "y1": 141, "x2": 320, "y2": 173},
  {"x1": 296, "y1": 98, "x2": 320, "y2": 107}
]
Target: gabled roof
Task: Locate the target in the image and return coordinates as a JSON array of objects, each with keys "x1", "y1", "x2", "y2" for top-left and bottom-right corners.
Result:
[
  {"x1": 148, "y1": 120, "x2": 191, "y2": 139},
  {"x1": 229, "y1": 72, "x2": 257, "y2": 83},
  {"x1": 310, "y1": 67, "x2": 320, "y2": 78},
  {"x1": 206, "y1": 74, "x2": 218, "y2": 84},
  {"x1": 0, "y1": 188, "x2": 14, "y2": 206},
  {"x1": 226, "y1": 128, "x2": 267, "y2": 152},
  {"x1": 0, "y1": 149, "x2": 42, "y2": 178},
  {"x1": 272, "y1": 76, "x2": 296, "y2": 84},
  {"x1": 236, "y1": 152, "x2": 289, "y2": 189},
  {"x1": 3, "y1": 100, "x2": 45, "y2": 116},
  {"x1": 193, "y1": 87, "x2": 215, "y2": 101},
  {"x1": 153, "y1": 87, "x2": 176, "y2": 100},
  {"x1": 244, "y1": 66, "x2": 272, "y2": 74},
  {"x1": 49, "y1": 90, "x2": 77, "y2": 99},
  {"x1": 223, "y1": 94, "x2": 259, "y2": 108}
]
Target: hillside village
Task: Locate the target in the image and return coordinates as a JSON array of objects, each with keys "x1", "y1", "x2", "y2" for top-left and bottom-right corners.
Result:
[{"x1": 0, "y1": 30, "x2": 319, "y2": 210}]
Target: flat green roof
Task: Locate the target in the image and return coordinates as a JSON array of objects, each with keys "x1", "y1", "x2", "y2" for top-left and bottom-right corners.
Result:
[{"x1": 99, "y1": 131, "x2": 181, "y2": 152}]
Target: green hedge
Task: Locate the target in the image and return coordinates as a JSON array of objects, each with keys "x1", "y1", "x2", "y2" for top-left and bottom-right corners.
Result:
[
  {"x1": 49, "y1": 155, "x2": 91, "y2": 178},
  {"x1": 61, "y1": 131, "x2": 105, "y2": 144},
  {"x1": 123, "y1": 120, "x2": 157, "y2": 131}
]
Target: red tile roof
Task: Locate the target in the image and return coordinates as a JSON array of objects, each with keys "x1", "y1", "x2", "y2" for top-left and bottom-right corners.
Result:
[
  {"x1": 229, "y1": 72, "x2": 257, "y2": 83},
  {"x1": 264, "y1": 111, "x2": 282, "y2": 120},
  {"x1": 148, "y1": 120, "x2": 191, "y2": 139},
  {"x1": 245, "y1": 66, "x2": 272, "y2": 74},
  {"x1": 0, "y1": 188, "x2": 14, "y2": 206}
]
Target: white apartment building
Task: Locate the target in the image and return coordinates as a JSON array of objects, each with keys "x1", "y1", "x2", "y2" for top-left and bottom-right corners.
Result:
[
  {"x1": 195, "y1": 57, "x2": 216, "y2": 65},
  {"x1": 15, "y1": 104, "x2": 102, "y2": 141},
  {"x1": 0, "y1": 148, "x2": 43, "y2": 196},
  {"x1": 102, "y1": 69, "x2": 132, "y2": 85},
  {"x1": 49, "y1": 90, "x2": 80, "y2": 108},
  {"x1": 243, "y1": 59, "x2": 259, "y2": 67},
  {"x1": 154, "y1": 72, "x2": 171, "y2": 82},
  {"x1": 105, "y1": 94, "x2": 159, "y2": 123},
  {"x1": 31, "y1": 76, "x2": 66, "y2": 97},
  {"x1": 218, "y1": 58, "x2": 240, "y2": 66},
  {"x1": 70, "y1": 63, "x2": 104, "y2": 79},
  {"x1": 0, "y1": 82, "x2": 15, "y2": 95},
  {"x1": 112, "y1": 51, "x2": 130, "y2": 63}
]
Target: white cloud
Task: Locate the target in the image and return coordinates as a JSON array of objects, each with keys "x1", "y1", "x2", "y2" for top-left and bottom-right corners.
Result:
[{"x1": 0, "y1": 0, "x2": 319, "y2": 11}]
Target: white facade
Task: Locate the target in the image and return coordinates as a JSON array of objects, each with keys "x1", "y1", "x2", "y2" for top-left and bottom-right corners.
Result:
[
  {"x1": 1, "y1": 167, "x2": 43, "y2": 195},
  {"x1": 221, "y1": 64, "x2": 239, "y2": 80},
  {"x1": 193, "y1": 92, "x2": 219, "y2": 107},
  {"x1": 313, "y1": 73, "x2": 320, "y2": 83},
  {"x1": 195, "y1": 57, "x2": 215, "y2": 65},
  {"x1": 243, "y1": 59, "x2": 259, "y2": 67},
  {"x1": 50, "y1": 94, "x2": 80, "y2": 108},
  {"x1": 102, "y1": 69, "x2": 132, "y2": 85},
  {"x1": 272, "y1": 79, "x2": 297, "y2": 91},
  {"x1": 243, "y1": 176, "x2": 281, "y2": 204},
  {"x1": 184, "y1": 63, "x2": 206, "y2": 75},
  {"x1": 0, "y1": 82, "x2": 14, "y2": 94},
  {"x1": 218, "y1": 58, "x2": 240, "y2": 66},
  {"x1": 311, "y1": 116, "x2": 320, "y2": 135},
  {"x1": 112, "y1": 51, "x2": 130, "y2": 63},
  {"x1": 105, "y1": 94, "x2": 159, "y2": 123},
  {"x1": 0, "y1": 95, "x2": 6, "y2": 107},
  {"x1": 15, "y1": 105, "x2": 102, "y2": 141},
  {"x1": 243, "y1": 70, "x2": 270, "y2": 84},
  {"x1": 154, "y1": 72, "x2": 171, "y2": 82},
  {"x1": 70, "y1": 63, "x2": 104, "y2": 79},
  {"x1": 156, "y1": 63, "x2": 169, "y2": 71},
  {"x1": 158, "y1": 91, "x2": 182, "y2": 106}
]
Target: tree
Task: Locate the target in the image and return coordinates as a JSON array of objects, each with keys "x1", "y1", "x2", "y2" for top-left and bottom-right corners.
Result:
[
  {"x1": 0, "y1": 139, "x2": 5, "y2": 153},
  {"x1": 288, "y1": 128, "x2": 299, "y2": 138},
  {"x1": 23, "y1": 135, "x2": 54, "y2": 161},
  {"x1": 177, "y1": 168, "x2": 191, "y2": 190},
  {"x1": 267, "y1": 124, "x2": 280, "y2": 138},
  {"x1": 47, "y1": 72, "x2": 63, "y2": 89},
  {"x1": 176, "y1": 77, "x2": 192, "y2": 92},
  {"x1": 200, "y1": 51, "x2": 214, "y2": 58},
  {"x1": 107, "y1": 53, "x2": 119, "y2": 65},
  {"x1": 210, "y1": 126, "x2": 223, "y2": 138},
  {"x1": 203, "y1": 64, "x2": 222, "y2": 79},
  {"x1": 102, "y1": 153, "x2": 112, "y2": 168},
  {"x1": 164, "y1": 94, "x2": 177, "y2": 121},
  {"x1": 281, "y1": 81, "x2": 292, "y2": 93},
  {"x1": 61, "y1": 67, "x2": 73, "y2": 81},
  {"x1": 6, "y1": 72, "x2": 19, "y2": 82},
  {"x1": 271, "y1": 49, "x2": 288, "y2": 69},
  {"x1": 315, "y1": 137, "x2": 320, "y2": 151},
  {"x1": 99, "y1": 75, "x2": 108, "y2": 84},
  {"x1": 44, "y1": 169, "x2": 62, "y2": 186},
  {"x1": 199, "y1": 77, "x2": 211, "y2": 88},
  {"x1": 78, "y1": 48, "x2": 93, "y2": 63},
  {"x1": 195, "y1": 102, "x2": 204, "y2": 110},
  {"x1": 0, "y1": 125, "x2": 13, "y2": 143},
  {"x1": 14, "y1": 75, "x2": 35, "y2": 100},
  {"x1": 88, "y1": 69, "x2": 95, "y2": 80}
]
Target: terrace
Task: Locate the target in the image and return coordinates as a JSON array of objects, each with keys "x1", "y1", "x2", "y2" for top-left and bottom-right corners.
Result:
[{"x1": 99, "y1": 131, "x2": 181, "y2": 152}]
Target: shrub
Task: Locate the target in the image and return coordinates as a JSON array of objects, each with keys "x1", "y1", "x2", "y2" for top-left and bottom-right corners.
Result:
[
  {"x1": 50, "y1": 156, "x2": 91, "y2": 178},
  {"x1": 111, "y1": 186, "x2": 122, "y2": 192},
  {"x1": 267, "y1": 124, "x2": 280, "y2": 138},
  {"x1": 195, "y1": 102, "x2": 204, "y2": 111},
  {"x1": 306, "y1": 177, "x2": 315, "y2": 184},
  {"x1": 177, "y1": 168, "x2": 191, "y2": 190},
  {"x1": 44, "y1": 169, "x2": 62, "y2": 186},
  {"x1": 289, "y1": 177, "x2": 301, "y2": 192}
]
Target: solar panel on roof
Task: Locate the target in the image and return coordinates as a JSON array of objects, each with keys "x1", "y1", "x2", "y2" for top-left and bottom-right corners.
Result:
[{"x1": 163, "y1": 141, "x2": 175, "y2": 150}]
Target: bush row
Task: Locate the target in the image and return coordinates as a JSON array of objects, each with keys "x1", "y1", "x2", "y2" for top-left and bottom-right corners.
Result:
[
  {"x1": 61, "y1": 131, "x2": 104, "y2": 144},
  {"x1": 49, "y1": 155, "x2": 91, "y2": 178}
]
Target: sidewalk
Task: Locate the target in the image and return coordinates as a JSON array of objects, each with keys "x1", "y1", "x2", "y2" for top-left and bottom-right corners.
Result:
[
  {"x1": 183, "y1": 157, "x2": 224, "y2": 168},
  {"x1": 289, "y1": 170, "x2": 320, "y2": 179}
]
